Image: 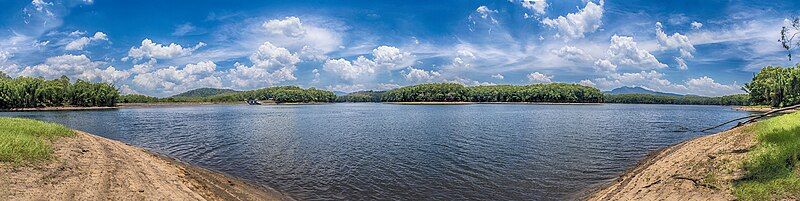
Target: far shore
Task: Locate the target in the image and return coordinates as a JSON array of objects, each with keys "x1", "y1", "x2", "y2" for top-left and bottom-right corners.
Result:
[{"x1": 0, "y1": 106, "x2": 119, "y2": 112}]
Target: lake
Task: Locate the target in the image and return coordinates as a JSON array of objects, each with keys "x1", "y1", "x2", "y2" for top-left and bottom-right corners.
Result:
[{"x1": 1, "y1": 103, "x2": 751, "y2": 200}]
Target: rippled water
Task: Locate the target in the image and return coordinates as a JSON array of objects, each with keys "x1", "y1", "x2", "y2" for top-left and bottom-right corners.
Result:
[{"x1": 1, "y1": 103, "x2": 751, "y2": 200}]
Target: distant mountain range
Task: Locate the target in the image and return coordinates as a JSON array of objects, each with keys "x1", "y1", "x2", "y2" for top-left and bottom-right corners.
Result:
[
  {"x1": 605, "y1": 86, "x2": 683, "y2": 97},
  {"x1": 171, "y1": 88, "x2": 239, "y2": 98}
]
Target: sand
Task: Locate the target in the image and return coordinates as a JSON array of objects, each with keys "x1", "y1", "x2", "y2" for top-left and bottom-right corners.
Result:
[
  {"x1": 0, "y1": 131, "x2": 292, "y2": 201},
  {"x1": 586, "y1": 124, "x2": 756, "y2": 200}
]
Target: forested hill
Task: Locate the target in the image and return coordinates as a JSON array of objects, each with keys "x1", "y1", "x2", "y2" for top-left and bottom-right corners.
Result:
[
  {"x1": 606, "y1": 86, "x2": 682, "y2": 97},
  {"x1": 121, "y1": 86, "x2": 336, "y2": 103},
  {"x1": 171, "y1": 88, "x2": 238, "y2": 98}
]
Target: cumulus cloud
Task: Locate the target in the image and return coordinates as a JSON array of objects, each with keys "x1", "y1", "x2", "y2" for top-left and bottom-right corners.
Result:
[
  {"x1": 607, "y1": 35, "x2": 668, "y2": 69},
  {"x1": 448, "y1": 47, "x2": 478, "y2": 69},
  {"x1": 323, "y1": 46, "x2": 413, "y2": 80},
  {"x1": 125, "y1": 39, "x2": 206, "y2": 61},
  {"x1": 656, "y1": 22, "x2": 695, "y2": 69},
  {"x1": 492, "y1": 74, "x2": 504, "y2": 79},
  {"x1": 226, "y1": 42, "x2": 300, "y2": 88},
  {"x1": 527, "y1": 72, "x2": 553, "y2": 83},
  {"x1": 541, "y1": 0, "x2": 604, "y2": 39},
  {"x1": 593, "y1": 59, "x2": 617, "y2": 72},
  {"x1": 521, "y1": 0, "x2": 548, "y2": 15},
  {"x1": 263, "y1": 16, "x2": 307, "y2": 38},
  {"x1": 404, "y1": 67, "x2": 442, "y2": 83},
  {"x1": 259, "y1": 16, "x2": 341, "y2": 60},
  {"x1": 0, "y1": 51, "x2": 19, "y2": 75},
  {"x1": 691, "y1": 21, "x2": 703, "y2": 30},
  {"x1": 323, "y1": 57, "x2": 376, "y2": 81},
  {"x1": 372, "y1": 46, "x2": 415, "y2": 70},
  {"x1": 65, "y1": 31, "x2": 108, "y2": 51},
  {"x1": 19, "y1": 54, "x2": 129, "y2": 83},
  {"x1": 554, "y1": 45, "x2": 594, "y2": 63},
  {"x1": 132, "y1": 60, "x2": 222, "y2": 93},
  {"x1": 589, "y1": 71, "x2": 743, "y2": 96}
]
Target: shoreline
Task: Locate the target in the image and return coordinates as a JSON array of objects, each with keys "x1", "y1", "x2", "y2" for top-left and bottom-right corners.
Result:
[
  {"x1": 0, "y1": 130, "x2": 293, "y2": 201},
  {"x1": 584, "y1": 121, "x2": 757, "y2": 200}
]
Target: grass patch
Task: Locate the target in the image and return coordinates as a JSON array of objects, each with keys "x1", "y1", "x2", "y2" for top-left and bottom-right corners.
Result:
[
  {"x1": 0, "y1": 117, "x2": 74, "y2": 163},
  {"x1": 734, "y1": 112, "x2": 800, "y2": 200}
]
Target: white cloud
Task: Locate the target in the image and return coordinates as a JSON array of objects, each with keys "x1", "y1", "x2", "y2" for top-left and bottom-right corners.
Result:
[
  {"x1": 607, "y1": 35, "x2": 667, "y2": 69},
  {"x1": 323, "y1": 57, "x2": 376, "y2": 81},
  {"x1": 126, "y1": 39, "x2": 206, "y2": 61},
  {"x1": 132, "y1": 61, "x2": 221, "y2": 93},
  {"x1": 263, "y1": 16, "x2": 307, "y2": 38},
  {"x1": 579, "y1": 79, "x2": 595, "y2": 87},
  {"x1": 476, "y1": 6, "x2": 497, "y2": 19},
  {"x1": 655, "y1": 22, "x2": 695, "y2": 52},
  {"x1": 554, "y1": 45, "x2": 594, "y2": 63},
  {"x1": 259, "y1": 16, "x2": 342, "y2": 60},
  {"x1": 527, "y1": 72, "x2": 553, "y2": 83},
  {"x1": 20, "y1": 54, "x2": 129, "y2": 83},
  {"x1": 404, "y1": 67, "x2": 442, "y2": 83},
  {"x1": 541, "y1": 0, "x2": 604, "y2": 39},
  {"x1": 0, "y1": 51, "x2": 20, "y2": 76},
  {"x1": 65, "y1": 31, "x2": 108, "y2": 51},
  {"x1": 691, "y1": 21, "x2": 703, "y2": 30},
  {"x1": 675, "y1": 57, "x2": 688, "y2": 70},
  {"x1": 521, "y1": 0, "x2": 548, "y2": 15},
  {"x1": 492, "y1": 74, "x2": 504, "y2": 79},
  {"x1": 475, "y1": 6, "x2": 499, "y2": 24},
  {"x1": 226, "y1": 42, "x2": 300, "y2": 88},
  {"x1": 372, "y1": 46, "x2": 414, "y2": 70},
  {"x1": 31, "y1": 0, "x2": 52, "y2": 12},
  {"x1": 593, "y1": 59, "x2": 617, "y2": 72},
  {"x1": 656, "y1": 22, "x2": 695, "y2": 69},
  {"x1": 684, "y1": 76, "x2": 743, "y2": 97},
  {"x1": 590, "y1": 71, "x2": 743, "y2": 96},
  {"x1": 323, "y1": 46, "x2": 413, "y2": 80}
]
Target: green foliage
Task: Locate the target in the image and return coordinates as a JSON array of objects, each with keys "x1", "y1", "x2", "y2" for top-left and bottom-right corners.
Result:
[
  {"x1": 119, "y1": 94, "x2": 160, "y2": 103},
  {"x1": 336, "y1": 91, "x2": 385, "y2": 102},
  {"x1": 744, "y1": 65, "x2": 800, "y2": 107},
  {"x1": 0, "y1": 117, "x2": 75, "y2": 163},
  {"x1": 120, "y1": 86, "x2": 337, "y2": 103},
  {"x1": 380, "y1": 83, "x2": 604, "y2": 103},
  {"x1": 734, "y1": 112, "x2": 800, "y2": 200},
  {"x1": 0, "y1": 76, "x2": 118, "y2": 109},
  {"x1": 171, "y1": 88, "x2": 238, "y2": 98},
  {"x1": 604, "y1": 93, "x2": 751, "y2": 105}
]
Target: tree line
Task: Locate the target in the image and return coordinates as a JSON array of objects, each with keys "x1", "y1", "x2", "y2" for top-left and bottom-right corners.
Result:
[
  {"x1": 378, "y1": 83, "x2": 605, "y2": 103},
  {"x1": 744, "y1": 65, "x2": 800, "y2": 107},
  {"x1": 122, "y1": 86, "x2": 336, "y2": 104},
  {"x1": 604, "y1": 94, "x2": 750, "y2": 105},
  {"x1": 0, "y1": 75, "x2": 118, "y2": 109}
]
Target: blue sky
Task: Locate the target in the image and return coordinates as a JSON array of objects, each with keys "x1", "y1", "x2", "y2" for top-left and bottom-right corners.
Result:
[{"x1": 1, "y1": 0, "x2": 798, "y2": 97}]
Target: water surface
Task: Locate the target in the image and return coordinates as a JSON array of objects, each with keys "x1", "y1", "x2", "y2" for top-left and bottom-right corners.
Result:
[{"x1": 1, "y1": 103, "x2": 750, "y2": 200}]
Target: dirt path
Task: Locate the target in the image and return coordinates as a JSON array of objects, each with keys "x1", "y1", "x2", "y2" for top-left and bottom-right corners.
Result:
[
  {"x1": 0, "y1": 131, "x2": 292, "y2": 201},
  {"x1": 586, "y1": 124, "x2": 756, "y2": 201}
]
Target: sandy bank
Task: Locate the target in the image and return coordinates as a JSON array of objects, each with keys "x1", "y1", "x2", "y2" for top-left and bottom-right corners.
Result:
[
  {"x1": 586, "y1": 124, "x2": 756, "y2": 200},
  {"x1": 0, "y1": 131, "x2": 292, "y2": 201}
]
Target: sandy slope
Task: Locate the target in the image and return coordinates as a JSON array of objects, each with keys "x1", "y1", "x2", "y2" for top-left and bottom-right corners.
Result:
[
  {"x1": 586, "y1": 124, "x2": 756, "y2": 201},
  {"x1": 0, "y1": 131, "x2": 292, "y2": 201}
]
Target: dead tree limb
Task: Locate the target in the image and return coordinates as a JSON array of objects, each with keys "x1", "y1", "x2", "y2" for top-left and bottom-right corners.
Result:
[{"x1": 700, "y1": 104, "x2": 800, "y2": 132}]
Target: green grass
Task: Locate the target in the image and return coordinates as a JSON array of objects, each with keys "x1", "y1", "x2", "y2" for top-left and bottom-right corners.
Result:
[
  {"x1": 0, "y1": 117, "x2": 74, "y2": 163},
  {"x1": 734, "y1": 112, "x2": 800, "y2": 200}
]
